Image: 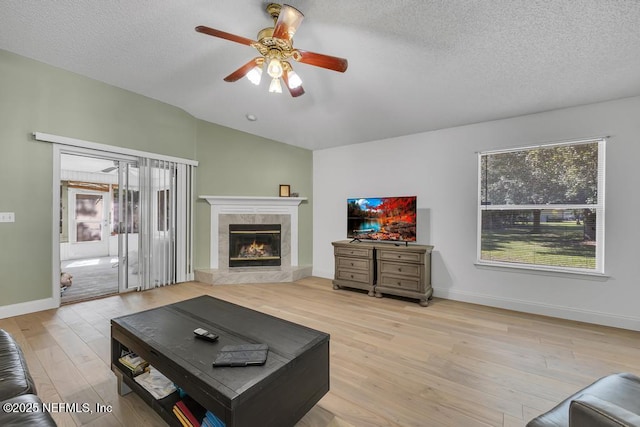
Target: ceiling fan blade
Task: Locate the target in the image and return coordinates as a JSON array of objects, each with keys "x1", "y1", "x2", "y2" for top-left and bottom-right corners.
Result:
[
  {"x1": 272, "y1": 4, "x2": 304, "y2": 41},
  {"x1": 282, "y1": 73, "x2": 305, "y2": 97},
  {"x1": 224, "y1": 58, "x2": 262, "y2": 82},
  {"x1": 294, "y1": 50, "x2": 348, "y2": 73},
  {"x1": 195, "y1": 25, "x2": 255, "y2": 46}
]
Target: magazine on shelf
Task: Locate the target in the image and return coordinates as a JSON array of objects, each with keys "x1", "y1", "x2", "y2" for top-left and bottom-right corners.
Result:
[
  {"x1": 118, "y1": 351, "x2": 149, "y2": 375},
  {"x1": 133, "y1": 366, "x2": 177, "y2": 400}
]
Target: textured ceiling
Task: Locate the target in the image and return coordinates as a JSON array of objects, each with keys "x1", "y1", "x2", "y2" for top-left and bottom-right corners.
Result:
[{"x1": 1, "y1": 0, "x2": 640, "y2": 150}]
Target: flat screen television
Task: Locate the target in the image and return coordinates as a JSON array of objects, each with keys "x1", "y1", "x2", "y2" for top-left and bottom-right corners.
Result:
[{"x1": 347, "y1": 196, "x2": 417, "y2": 242}]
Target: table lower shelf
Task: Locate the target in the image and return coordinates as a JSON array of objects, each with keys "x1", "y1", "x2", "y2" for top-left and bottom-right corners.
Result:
[{"x1": 112, "y1": 364, "x2": 184, "y2": 427}]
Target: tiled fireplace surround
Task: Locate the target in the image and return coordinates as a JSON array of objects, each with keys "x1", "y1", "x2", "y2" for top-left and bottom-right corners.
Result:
[{"x1": 195, "y1": 196, "x2": 312, "y2": 284}]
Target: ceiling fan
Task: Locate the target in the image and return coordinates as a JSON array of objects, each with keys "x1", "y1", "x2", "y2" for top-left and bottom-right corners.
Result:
[
  {"x1": 100, "y1": 161, "x2": 118, "y2": 173},
  {"x1": 196, "y1": 3, "x2": 348, "y2": 97}
]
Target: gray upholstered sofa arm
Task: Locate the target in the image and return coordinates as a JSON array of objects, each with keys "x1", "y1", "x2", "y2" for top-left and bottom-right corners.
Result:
[
  {"x1": 527, "y1": 373, "x2": 640, "y2": 427},
  {"x1": 570, "y1": 394, "x2": 640, "y2": 427}
]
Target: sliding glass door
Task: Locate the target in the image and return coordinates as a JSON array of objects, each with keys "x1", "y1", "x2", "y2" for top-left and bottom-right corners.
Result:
[
  {"x1": 116, "y1": 160, "x2": 140, "y2": 292},
  {"x1": 50, "y1": 133, "x2": 196, "y2": 304},
  {"x1": 59, "y1": 152, "x2": 134, "y2": 303}
]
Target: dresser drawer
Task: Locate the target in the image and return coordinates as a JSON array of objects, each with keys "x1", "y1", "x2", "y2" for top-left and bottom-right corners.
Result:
[
  {"x1": 335, "y1": 246, "x2": 371, "y2": 258},
  {"x1": 379, "y1": 261, "x2": 421, "y2": 277},
  {"x1": 336, "y1": 269, "x2": 370, "y2": 284},
  {"x1": 378, "y1": 250, "x2": 422, "y2": 263},
  {"x1": 337, "y1": 257, "x2": 369, "y2": 270},
  {"x1": 377, "y1": 275, "x2": 421, "y2": 291}
]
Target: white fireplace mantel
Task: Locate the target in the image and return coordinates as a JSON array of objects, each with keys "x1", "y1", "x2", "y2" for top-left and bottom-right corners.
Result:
[
  {"x1": 200, "y1": 196, "x2": 307, "y2": 208},
  {"x1": 200, "y1": 196, "x2": 307, "y2": 269}
]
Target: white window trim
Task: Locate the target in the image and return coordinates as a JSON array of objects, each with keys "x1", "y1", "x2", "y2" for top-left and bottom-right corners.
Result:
[{"x1": 476, "y1": 138, "x2": 606, "y2": 275}]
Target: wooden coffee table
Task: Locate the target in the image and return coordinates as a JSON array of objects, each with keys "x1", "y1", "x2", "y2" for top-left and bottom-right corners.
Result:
[{"x1": 111, "y1": 295, "x2": 330, "y2": 427}]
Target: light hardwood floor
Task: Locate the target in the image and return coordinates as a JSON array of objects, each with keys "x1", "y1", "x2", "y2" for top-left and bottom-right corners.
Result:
[{"x1": 1, "y1": 277, "x2": 639, "y2": 427}]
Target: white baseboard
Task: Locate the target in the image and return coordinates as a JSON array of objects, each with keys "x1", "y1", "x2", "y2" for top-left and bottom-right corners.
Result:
[
  {"x1": 312, "y1": 269, "x2": 334, "y2": 280},
  {"x1": 12, "y1": 271, "x2": 618, "y2": 331},
  {"x1": 0, "y1": 297, "x2": 58, "y2": 320},
  {"x1": 434, "y1": 287, "x2": 640, "y2": 332}
]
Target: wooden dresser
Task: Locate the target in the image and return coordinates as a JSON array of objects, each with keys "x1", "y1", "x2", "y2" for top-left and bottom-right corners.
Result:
[
  {"x1": 331, "y1": 241, "x2": 376, "y2": 296},
  {"x1": 375, "y1": 244, "x2": 433, "y2": 306},
  {"x1": 332, "y1": 240, "x2": 434, "y2": 306}
]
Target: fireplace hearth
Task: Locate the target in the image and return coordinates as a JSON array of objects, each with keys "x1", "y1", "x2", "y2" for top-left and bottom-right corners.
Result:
[{"x1": 229, "y1": 224, "x2": 281, "y2": 267}]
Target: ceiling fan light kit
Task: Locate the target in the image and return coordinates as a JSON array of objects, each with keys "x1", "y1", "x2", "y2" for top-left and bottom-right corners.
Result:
[
  {"x1": 286, "y1": 69, "x2": 302, "y2": 89},
  {"x1": 196, "y1": 3, "x2": 348, "y2": 97},
  {"x1": 269, "y1": 77, "x2": 283, "y2": 93},
  {"x1": 267, "y1": 56, "x2": 284, "y2": 78},
  {"x1": 246, "y1": 65, "x2": 263, "y2": 85}
]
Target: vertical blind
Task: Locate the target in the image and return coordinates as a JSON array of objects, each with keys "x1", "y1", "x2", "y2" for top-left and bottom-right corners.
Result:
[{"x1": 138, "y1": 158, "x2": 194, "y2": 290}]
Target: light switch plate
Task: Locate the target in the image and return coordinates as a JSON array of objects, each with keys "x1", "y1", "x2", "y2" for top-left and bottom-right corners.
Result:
[{"x1": 0, "y1": 212, "x2": 15, "y2": 222}]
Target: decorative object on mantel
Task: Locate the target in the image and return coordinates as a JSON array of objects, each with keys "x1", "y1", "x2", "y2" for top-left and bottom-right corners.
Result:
[
  {"x1": 279, "y1": 184, "x2": 290, "y2": 197},
  {"x1": 290, "y1": 192, "x2": 299, "y2": 197}
]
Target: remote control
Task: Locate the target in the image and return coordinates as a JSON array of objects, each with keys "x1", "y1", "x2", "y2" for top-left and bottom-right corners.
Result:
[{"x1": 193, "y1": 327, "x2": 219, "y2": 342}]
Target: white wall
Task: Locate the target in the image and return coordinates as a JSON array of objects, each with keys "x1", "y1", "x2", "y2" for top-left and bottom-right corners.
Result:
[{"x1": 313, "y1": 96, "x2": 640, "y2": 331}]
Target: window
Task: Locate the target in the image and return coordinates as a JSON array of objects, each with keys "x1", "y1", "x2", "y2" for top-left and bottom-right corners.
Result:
[
  {"x1": 478, "y1": 138, "x2": 605, "y2": 273},
  {"x1": 112, "y1": 186, "x2": 140, "y2": 234},
  {"x1": 74, "y1": 193, "x2": 105, "y2": 242}
]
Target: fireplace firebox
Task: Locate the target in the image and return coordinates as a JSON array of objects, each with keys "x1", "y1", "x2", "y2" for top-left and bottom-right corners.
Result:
[{"x1": 229, "y1": 224, "x2": 281, "y2": 267}]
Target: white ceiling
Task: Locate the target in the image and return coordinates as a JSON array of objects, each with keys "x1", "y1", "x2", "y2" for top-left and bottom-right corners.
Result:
[
  {"x1": 2, "y1": 1, "x2": 640, "y2": 150},
  {"x1": 60, "y1": 153, "x2": 116, "y2": 174}
]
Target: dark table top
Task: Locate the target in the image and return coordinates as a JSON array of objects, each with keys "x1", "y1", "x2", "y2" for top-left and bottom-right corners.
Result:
[{"x1": 111, "y1": 295, "x2": 329, "y2": 407}]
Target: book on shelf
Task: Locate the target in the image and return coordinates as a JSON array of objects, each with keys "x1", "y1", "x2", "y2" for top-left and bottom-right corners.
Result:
[
  {"x1": 204, "y1": 410, "x2": 225, "y2": 427},
  {"x1": 172, "y1": 406, "x2": 193, "y2": 427},
  {"x1": 174, "y1": 395, "x2": 206, "y2": 427}
]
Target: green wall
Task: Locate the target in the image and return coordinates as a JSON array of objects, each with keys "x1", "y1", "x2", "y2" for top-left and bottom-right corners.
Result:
[
  {"x1": 193, "y1": 121, "x2": 313, "y2": 269},
  {"x1": 0, "y1": 49, "x2": 312, "y2": 309}
]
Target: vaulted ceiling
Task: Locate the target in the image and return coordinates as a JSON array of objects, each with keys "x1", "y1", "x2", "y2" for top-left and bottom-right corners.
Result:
[{"x1": 2, "y1": 1, "x2": 639, "y2": 150}]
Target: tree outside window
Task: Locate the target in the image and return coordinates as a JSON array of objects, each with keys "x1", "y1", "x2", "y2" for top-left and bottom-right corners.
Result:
[{"x1": 478, "y1": 139, "x2": 605, "y2": 273}]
